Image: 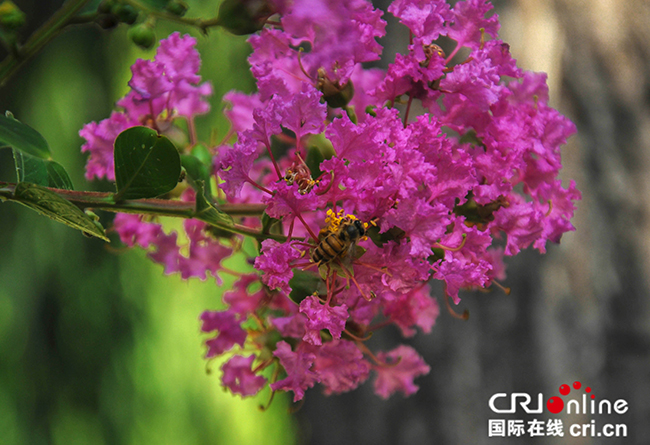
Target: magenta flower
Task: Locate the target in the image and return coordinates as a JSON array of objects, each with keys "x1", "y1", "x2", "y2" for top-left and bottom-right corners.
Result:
[
  {"x1": 270, "y1": 341, "x2": 320, "y2": 402},
  {"x1": 348, "y1": 65, "x2": 386, "y2": 123},
  {"x1": 147, "y1": 231, "x2": 181, "y2": 275},
  {"x1": 299, "y1": 295, "x2": 349, "y2": 346},
  {"x1": 215, "y1": 133, "x2": 263, "y2": 198},
  {"x1": 128, "y1": 58, "x2": 174, "y2": 101},
  {"x1": 263, "y1": 181, "x2": 318, "y2": 224},
  {"x1": 118, "y1": 32, "x2": 212, "y2": 119},
  {"x1": 82, "y1": 0, "x2": 580, "y2": 403},
  {"x1": 178, "y1": 219, "x2": 233, "y2": 283},
  {"x1": 270, "y1": 314, "x2": 307, "y2": 339},
  {"x1": 221, "y1": 355, "x2": 267, "y2": 397},
  {"x1": 371, "y1": 43, "x2": 445, "y2": 105},
  {"x1": 80, "y1": 32, "x2": 213, "y2": 203},
  {"x1": 388, "y1": 0, "x2": 451, "y2": 42},
  {"x1": 260, "y1": 0, "x2": 386, "y2": 86},
  {"x1": 254, "y1": 240, "x2": 302, "y2": 294},
  {"x1": 155, "y1": 32, "x2": 202, "y2": 83},
  {"x1": 447, "y1": 0, "x2": 500, "y2": 50},
  {"x1": 112, "y1": 213, "x2": 162, "y2": 248},
  {"x1": 223, "y1": 274, "x2": 266, "y2": 317},
  {"x1": 222, "y1": 92, "x2": 263, "y2": 134},
  {"x1": 279, "y1": 84, "x2": 327, "y2": 141},
  {"x1": 309, "y1": 340, "x2": 371, "y2": 395},
  {"x1": 373, "y1": 345, "x2": 431, "y2": 398},
  {"x1": 383, "y1": 286, "x2": 440, "y2": 337},
  {"x1": 200, "y1": 310, "x2": 248, "y2": 358},
  {"x1": 79, "y1": 112, "x2": 137, "y2": 181}
]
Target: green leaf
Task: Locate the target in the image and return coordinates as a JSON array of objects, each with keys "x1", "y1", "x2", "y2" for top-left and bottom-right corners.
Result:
[
  {"x1": 81, "y1": 0, "x2": 102, "y2": 13},
  {"x1": 190, "y1": 143, "x2": 212, "y2": 165},
  {"x1": 113, "y1": 126, "x2": 181, "y2": 200},
  {"x1": 261, "y1": 212, "x2": 281, "y2": 235},
  {"x1": 0, "y1": 112, "x2": 51, "y2": 159},
  {"x1": 288, "y1": 270, "x2": 321, "y2": 304},
  {"x1": 366, "y1": 225, "x2": 405, "y2": 247},
  {"x1": 12, "y1": 182, "x2": 109, "y2": 241},
  {"x1": 12, "y1": 149, "x2": 73, "y2": 190},
  {"x1": 194, "y1": 180, "x2": 234, "y2": 227},
  {"x1": 180, "y1": 153, "x2": 212, "y2": 196},
  {"x1": 305, "y1": 144, "x2": 325, "y2": 179}
]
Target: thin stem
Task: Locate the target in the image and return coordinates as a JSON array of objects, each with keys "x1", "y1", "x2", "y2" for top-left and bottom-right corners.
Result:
[
  {"x1": 325, "y1": 270, "x2": 337, "y2": 305},
  {"x1": 245, "y1": 179, "x2": 273, "y2": 195},
  {"x1": 0, "y1": 183, "x2": 286, "y2": 242},
  {"x1": 367, "y1": 319, "x2": 394, "y2": 332},
  {"x1": 356, "y1": 341, "x2": 398, "y2": 367},
  {"x1": 0, "y1": 0, "x2": 92, "y2": 86},
  {"x1": 433, "y1": 233, "x2": 467, "y2": 252},
  {"x1": 186, "y1": 117, "x2": 198, "y2": 147},
  {"x1": 122, "y1": 0, "x2": 222, "y2": 32},
  {"x1": 287, "y1": 218, "x2": 295, "y2": 238},
  {"x1": 296, "y1": 212, "x2": 318, "y2": 242},
  {"x1": 445, "y1": 41, "x2": 464, "y2": 65},
  {"x1": 66, "y1": 11, "x2": 99, "y2": 25},
  {"x1": 444, "y1": 290, "x2": 469, "y2": 320},
  {"x1": 403, "y1": 92, "x2": 414, "y2": 128},
  {"x1": 342, "y1": 328, "x2": 371, "y2": 342},
  {"x1": 218, "y1": 127, "x2": 236, "y2": 147},
  {"x1": 264, "y1": 141, "x2": 283, "y2": 180},
  {"x1": 219, "y1": 266, "x2": 246, "y2": 277}
]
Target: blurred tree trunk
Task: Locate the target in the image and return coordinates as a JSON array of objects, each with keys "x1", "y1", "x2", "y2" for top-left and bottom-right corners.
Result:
[{"x1": 298, "y1": 1, "x2": 650, "y2": 444}]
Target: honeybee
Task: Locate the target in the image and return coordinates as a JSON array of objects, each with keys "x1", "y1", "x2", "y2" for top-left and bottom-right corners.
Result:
[{"x1": 311, "y1": 217, "x2": 366, "y2": 265}]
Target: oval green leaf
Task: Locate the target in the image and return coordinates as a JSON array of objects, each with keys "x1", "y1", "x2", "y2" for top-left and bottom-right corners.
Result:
[
  {"x1": 113, "y1": 126, "x2": 181, "y2": 200},
  {"x1": 0, "y1": 113, "x2": 51, "y2": 159},
  {"x1": 12, "y1": 182, "x2": 109, "y2": 241}
]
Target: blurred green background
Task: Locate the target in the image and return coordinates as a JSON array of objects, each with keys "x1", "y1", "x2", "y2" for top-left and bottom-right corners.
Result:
[{"x1": 0, "y1": 1, "x2": 297, "y2": 444}]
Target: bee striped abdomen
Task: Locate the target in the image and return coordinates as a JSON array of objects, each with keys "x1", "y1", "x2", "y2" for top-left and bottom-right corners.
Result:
[
  {"x1": 311, "y1": 233, "x2": 346, "y2": 264},
  {"x1": 311, "y1": 218, "x2": 365, "y2": 265}
]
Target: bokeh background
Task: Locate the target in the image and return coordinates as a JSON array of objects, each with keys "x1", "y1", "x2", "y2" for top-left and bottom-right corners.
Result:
[{"x1": 1, "y1": 0, "x2": 649, "y2": 444}]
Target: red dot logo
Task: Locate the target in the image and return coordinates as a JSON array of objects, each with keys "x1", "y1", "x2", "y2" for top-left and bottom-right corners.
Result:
[
  {"x1": 573, "y1": 381, "x2": 581, "y2": 390},
  {"x1": 547, "y1": 396, "x2": 564, "y2": 414},
  {"x1": 559, "y1": 384, "x2": 571, "y2": 396}
]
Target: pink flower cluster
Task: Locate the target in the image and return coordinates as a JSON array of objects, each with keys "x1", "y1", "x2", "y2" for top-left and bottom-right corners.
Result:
[
  {"x1": 81, "y1": 0, "x2": 580, "y2": 402},
  {"x1": 80, "y1": 32, "x2": 212, "y2": 182}
]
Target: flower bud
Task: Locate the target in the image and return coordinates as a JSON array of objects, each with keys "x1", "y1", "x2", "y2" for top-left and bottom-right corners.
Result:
[
  {"x1": 128, "y1": 23, "x2": 156, "y2": 50},
  {"x1": 216, "y1": 0, "x2": 272, "y2": 35},
  {"x1": 112, "y1": 4, "x2": 139, "y2": 25},
  {"x1": 165, "y1": 0, "x2": 189, "y2": 17},
  {"x1": 0, "y1": 0, "x2": 26, "y2": 31}
]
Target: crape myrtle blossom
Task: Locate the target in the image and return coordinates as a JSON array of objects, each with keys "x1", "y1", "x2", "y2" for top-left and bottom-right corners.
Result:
[
  {"x1": 80, "y1": 32, "x2": 212, "y2": 182},
  {"x1": 80, "y1": 0, "x2": 580, "y2": 403}
]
